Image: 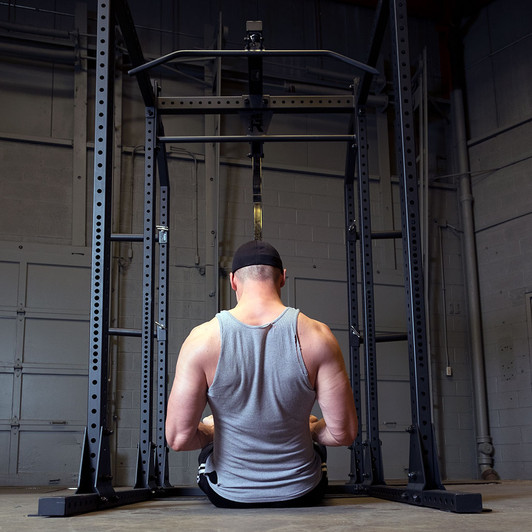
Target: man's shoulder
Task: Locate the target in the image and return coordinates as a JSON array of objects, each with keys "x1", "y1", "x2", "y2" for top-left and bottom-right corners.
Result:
[
  {"x1": 297, "y1": 312, "x2": 337, "y2": 351},
  {"x1": 296, "y1": 312, "x2": 342, "y2": 384},
  {"x1": 297, "y1": 311, "x2": 333, "y2": 336},
  {"x1": 182, "y1": 317, "x2": 220, "y2": 357},
  {"x1": 189, "y1": 316, "x2": 219, "y2": 336}
]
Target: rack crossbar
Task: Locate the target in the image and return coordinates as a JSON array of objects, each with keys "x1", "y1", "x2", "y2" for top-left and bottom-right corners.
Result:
[
  {"x1": 159, "y1": 134, "x2": 355, "y2": 144},
  {"x1": 158, "y1": 95, "x2": 355, "y2": 114}
]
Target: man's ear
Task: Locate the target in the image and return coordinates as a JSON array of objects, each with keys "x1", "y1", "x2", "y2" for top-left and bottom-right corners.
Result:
[
  {"x1": 280, "y1": 268, "x2": 287, "y2": 288},
  {"x1": 230, "y1": 272, "x2": 237, "y2": 292}
]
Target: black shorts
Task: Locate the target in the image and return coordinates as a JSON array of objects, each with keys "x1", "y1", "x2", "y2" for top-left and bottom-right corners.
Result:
[{"x1": 197, "y1": 442, "x2": 328, "y2": 509}]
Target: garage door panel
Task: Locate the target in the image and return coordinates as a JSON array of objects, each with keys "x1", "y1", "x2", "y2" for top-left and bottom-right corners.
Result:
[
  {"x1": 20, "y1": 374, "x2": 87, "y2": 423},
  {"x1": 381, "y1": 431, "x2": 410, "y2": 479},
  {"x1": 0, "y1": 373, "x2": 13, "y2": 419},
  {"x1": 0, "y1": 430, "x2": 10, "y2": 474},
  {"x1": 294, "y1": 278, "x2": 347, "y2": 326},
  {"x1": 0, "y1": 261, "x2": 19, "y2": 308},
  {"x1": 378, "y1": 380, "x2": 411, "y2": 428},
  {"x1": 0, "y1": 249, "x2": 90, "y2": 486},
  {"x1": 374, "y1": 284, "x2": 407, "y2": 331},
  {"x1": 0, "y1": 317, "x2": 17, "y2": 364},
  {"x1": 294, "y1": 278, "x2": 407, "y2": 332},
  {"x1": 377, "y1": 340, "x2": 409, "y2": 379},
  {"x1": 18, "y1": 430, "x2": 83, "y2": 479},
  {"x1": 23, "y1": 318, "x2": 89, "y2": 367},
  {"x1": 25, "y1": 263, "x2": 90, "y2": 312},
  {"x1": 326, "y1": 445, "x2": 352, "y2": 481}
]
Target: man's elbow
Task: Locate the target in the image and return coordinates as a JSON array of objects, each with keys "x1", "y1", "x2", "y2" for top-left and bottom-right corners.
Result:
[
  {"x1": 342, "y1": 407, "x2": 359, "y2": 444},
  {"x1": 344, "y1": 421, "x2": 358, "y2": 445},
  {"x1": 334, "y1": 431, "x2": 357, "y2": 447},
  {"x1": 346, "y1": 415, "x2": 358, "y2": 444},
  {"x1": 167, "y1": 436, "x2": 184, "y2": 452},
  {"x1": 168, "y1": 434, "x2": 196, "y2": 452},
  {"x1": 333, "y1": 419, "x2": 358, "y2": 446},
  {"x1": 166, "y1": 426, "x2": 192, "y2": 452}
]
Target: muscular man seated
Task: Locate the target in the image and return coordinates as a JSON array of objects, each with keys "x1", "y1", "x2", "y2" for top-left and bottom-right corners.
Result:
[{"x1": 166, "y1": 240, "x2": 358, "y2": 508}]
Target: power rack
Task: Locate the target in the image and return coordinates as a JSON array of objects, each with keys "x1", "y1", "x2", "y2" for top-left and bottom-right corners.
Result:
[{"x1": 38, "y1": 0, "x2": 482, "y2": 516}]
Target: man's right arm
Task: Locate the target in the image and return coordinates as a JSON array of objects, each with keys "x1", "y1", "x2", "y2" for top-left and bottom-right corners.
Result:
[{"x1": 166, "y1": 320, "x2": 218, "y2": 451}]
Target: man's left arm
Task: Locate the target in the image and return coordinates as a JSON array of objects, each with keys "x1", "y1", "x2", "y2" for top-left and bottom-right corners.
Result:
[
  {"x1": 166, "y1": 322, "x2": 216, "y2": 451},
  {"x1": 306, "y1": 320, "x2": 358, "y2": 447}
]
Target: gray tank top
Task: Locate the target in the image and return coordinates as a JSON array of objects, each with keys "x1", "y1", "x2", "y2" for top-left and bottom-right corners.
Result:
[{"x1": 205, "y1": 307, "x2": 322, "y2": 503}]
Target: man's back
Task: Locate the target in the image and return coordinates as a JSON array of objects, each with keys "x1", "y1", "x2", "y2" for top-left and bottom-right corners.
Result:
[{"x1": 204, "y1": 307, "x2": 322, "y2": 503}]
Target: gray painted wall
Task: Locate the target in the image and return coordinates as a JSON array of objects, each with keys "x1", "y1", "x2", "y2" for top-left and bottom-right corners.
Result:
[{"x1": 0, "y1": 0, "x2": 530, "y2": 486}]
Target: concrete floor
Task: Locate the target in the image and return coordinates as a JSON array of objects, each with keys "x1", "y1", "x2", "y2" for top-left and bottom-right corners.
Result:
[{"x1": 1, "y1": 481, "x2": 530, "y2": 531}]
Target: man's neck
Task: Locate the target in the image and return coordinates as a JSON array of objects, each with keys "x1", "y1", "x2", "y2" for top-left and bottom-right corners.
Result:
[{"x1": 231, "y1": 282, "x2": 286, "y2": 325}]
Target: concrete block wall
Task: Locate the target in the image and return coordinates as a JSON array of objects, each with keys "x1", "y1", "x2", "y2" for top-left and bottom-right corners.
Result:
[
  {"x1": 221, "y1": 167, "x2": 348, "y2": 266},
  {"x1": 464, "y1": 0, "x2": 532, "y2": 478},
  {"x1": 427, "y1": 187, "x2": 478, "y2": 479}
]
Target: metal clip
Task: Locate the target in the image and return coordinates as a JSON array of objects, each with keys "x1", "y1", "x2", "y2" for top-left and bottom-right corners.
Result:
[
  {"x1": 351, "y1": 325, "x2": 361, "y2": 338},
  {"x1": 155, "y1": 321, "x2": 167, "y2": 342},
  {"x1": 156, "y1": 225, "x2": 168, "y2": 244}
]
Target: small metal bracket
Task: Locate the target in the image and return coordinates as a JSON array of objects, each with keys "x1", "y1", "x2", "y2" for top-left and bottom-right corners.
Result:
[
  {"x1": 245, "y1": 20, "x2": 264, "y2": 51},
  {"x1": 155, "y1": 321, "x2": 167, "y2": 341},
  {"x1": 351, "y1": 325, "x2": 361, "y2": 338},
  {"x1": 156, "y1": 225, "x2": 168, "y2": 244}
]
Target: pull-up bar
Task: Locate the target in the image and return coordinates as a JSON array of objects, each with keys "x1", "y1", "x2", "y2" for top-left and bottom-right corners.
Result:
[{"x1": 128, "y1": 49, "x2": 379, "y2": 76}]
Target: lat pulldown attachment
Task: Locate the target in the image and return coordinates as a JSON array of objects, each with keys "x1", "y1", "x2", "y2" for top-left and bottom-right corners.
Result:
[{"x1": 246, "y1": 21, "x2": 265, "y2": 241}]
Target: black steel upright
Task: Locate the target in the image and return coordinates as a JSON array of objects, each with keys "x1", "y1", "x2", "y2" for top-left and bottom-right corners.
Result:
[
  {"x1": 356, "y1": 104, "x2": 385, "y2": 486},
  {"x1": 38, "y1": 0, "x2": 161, "y2": 516},
  {"x1": 155, "y1": 114, "x2": 171, "y2": 488},
  {"x1": 76, "y1": 0, "x2": 116, "y2": 500},
  {"x1": 134, "y1": 105, "x2": 158, "y2": 489},
  {"x1": 345, "y1": 0, "x2": 388, "y2": 492},
  {"x1": 114, "y1": 0, "x2": 155, "y2": 107},
  {"x1": 388, "y1": 0, "x2": 442, "y2": 492},
  {"x1": 344, "y1": 118, "x2": 364, "y2": 487}
]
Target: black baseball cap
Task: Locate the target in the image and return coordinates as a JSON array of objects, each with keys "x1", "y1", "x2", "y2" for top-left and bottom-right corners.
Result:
[{"x1": 231, "y1": 240, "x2": 284, "y2": 274}]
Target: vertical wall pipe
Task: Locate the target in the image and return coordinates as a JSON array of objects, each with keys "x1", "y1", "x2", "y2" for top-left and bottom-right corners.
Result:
[
  {"x1": 446, "y1": 7, "x2": 499, "y2": 478},
  {"x1": 450, "y1": 84, "x2": 498, "y2": 480}
]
